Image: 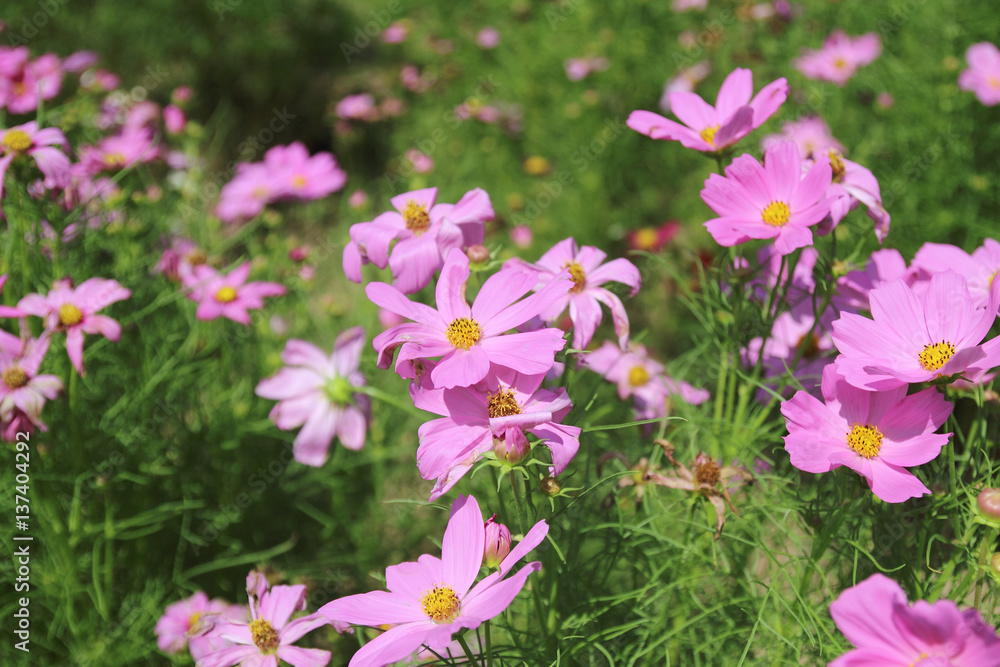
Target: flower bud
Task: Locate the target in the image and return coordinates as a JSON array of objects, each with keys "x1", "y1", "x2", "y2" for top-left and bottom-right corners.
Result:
[
  {"x1": 977, "y1": 488, "x2": 1000, "y2": 524},
  {"x1": 466, "y1": 244, "x2": 490, "y2": 265},
  {"x1": 493, "y1": 429, "x2": 529, "y2": 465},
  {"x1": 539, "y1": 476, "x2": 561, "y2": 496},
  {"x1": 483, "y1": 514, "x2": 511, "y2": 568}
]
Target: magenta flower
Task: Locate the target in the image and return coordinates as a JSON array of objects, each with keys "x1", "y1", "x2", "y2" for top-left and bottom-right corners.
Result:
[
  {"x1": 701, "y1": 141, "x2": 832, "y2": 255},
  {"x1": 255, "y1": 329, "x2": 370, "y2": 466},
  {"x1": 504, "y1": 237, "x2": 641, "y2": 350},
  {"x1": 0, "y1": 49, "x2": 63, "y2": 114},
  {"x1": 829, "y1": 574, "x2": 1000, "y2": 665},
  {"x1": 215, "y1": 163, "x2": 274, "y2": 223},
  {"x1": 794, "y1": 30, "x2": 881, "y2": 86},
  {"x1": 155, "y1": 591, "x2": 247, "y2": 660},
  {"x1": 0, "y1": 335, "x2": 62, "y2": 439},
  {"x1": 0, "y1": 121, "x2": 71, "y2": 203},
  {"x1": 18, "y1": 277, "x2": 131, "y2": 375},
  {"x1": 262, "y1": 142, "x2": 347, "y2": 201},
  {"x1": 781, "y1": 365, "x2": 952, "y2": 502},
  {"x1": 628, "y1": 67, "x2": 788, "y2": 153},
  {"x1": 183, "y1": 263, "x2": 286, "y2": 325},
  {"x1": 958, "y1": 42, "x2": 1000, "y2": 106},
  {"x1": 911, "y1": 239, "x2": 1000, "y2": 310},
  {"x1": 832, "y1": 271, "x2": 1000, "y2": 391},
  {"x1": 79, "y1": 126, "x2": 159, "y2": 173},
  {"x1": 368, "y1": 248, "x2": 571, "y2": 389},
  {"x1": 411, "y1": 368, "x2": 580, "y2": 500},
  {"x1": 319, "y1": 495, "x2": 549, "y2": 667},
  {"x1": 196, "y1": 571, "x2": 331, "y2": 667},
  {"x1": 343, "y1": 186, "x2": 494, "y2": 294}
]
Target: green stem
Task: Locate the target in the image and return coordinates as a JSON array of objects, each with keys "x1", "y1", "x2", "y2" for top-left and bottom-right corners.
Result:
[
  {"x1": 509, "y1": 472, "x2": 525, "y2": 535},
  {"x1": 975, "y1": 527, "x2": 998, "y2": 610},
  {"x1": 457, "y1": 633, "x2": 483, "y2": 667},
  {"x1": 484, "y1": 620, "x2": 494, "y2": 667}
]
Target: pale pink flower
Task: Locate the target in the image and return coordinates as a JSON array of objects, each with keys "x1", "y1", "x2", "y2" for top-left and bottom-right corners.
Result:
[
  {"x1": 0, "y1": 335, "x2": 61, "y2": 438},
  {"x1": 79, "y1": 126, "x2": 159, "y2": 173},
  {"x1": 62, "y1": 51, "x2": 99, "y2": 73},
  {"x1": 958, "y1": 42, "x2": 1000, "y2": 106},
  {"x1": 18, "y1": 277, "x2": 131, "y2": 375},
  {"x1": 215, "y1": 163, "x2": 273, "y2": 223},
  {"x1": 0, "y1": 121, "x2": 71, "y2": 203},
  {"x1": 701, "y1": 141, "x2": 832, "y2": 254},
  {"x1": 672, "y1": 0, "x2": 708, "y2": 10},
  {"x1": 183, "y1": 263, "x2": 286, "y2": 325},
  {"x1": 262, "y1": 142, "x2": 347, "y2": 201},
  {"x1": 380, "y1": 21, "x2": 408, "y2": 44},
  {"x1": 320, "y1": 495, "x2": 548, "y2": 667},
  {"x1": 911, "y1": 239, "x2": 1000, "y2": 310},
  {"x1": 164, "y1": 104, "x2": 186, "y2": 134},
  {"x1": 760, "y1": 116, "x2": 843, "y2": 159},
  {"x1": 335, "y1": 94, "x2": 377, "y2": 121},
  {"x1": 368, "y1": 248, "x2": 571, "y2": 389},
  {"x1": 154, "y1": 238, "x2": 207, "y2": 282},
  {"x1": 629, "y1": 67, "x2": 789, "y2": 153},
  {"x1": 348, "y1": 189, "x2": 369, "y2": 209},
  {"x1": 476, "y1": 27, "x2": 501, "y2": 49},
  {"x1": 510, "y1": 224, "x2": 532, "y2": 248},
  {"x1": 829, "y1": 574, "x2": 1000, "y2": 665},
  {"x1": 835, "y1": 248, "x2": 913, "y2": 313},
  {"x1": 781, "y1": 365, "x2": 952, "y2": 502},
  {"x1": 404, "y1": 149, "x2": 434, "y2": 174},
  {"x1": 255, "y1": 329, "x2": 370, "y2": 466},
  {"x1": 794, "y1": 30, "x2": 881, "y2": 86},
  {"x1": 155, "y1": 592, "x2": 247, "y2": 660},
  {"x1": 744, "y1": 301, "x2": 836, "y2": 400},
  {"x1": 820, "y1": 151, "x2": 891, "y2": 242},
  {"x1": 503, "y1": 237, "x2": 641, "y2": 350},
  {"x1": 196, "y1": 571, "x2": 330, "y2": 667}
]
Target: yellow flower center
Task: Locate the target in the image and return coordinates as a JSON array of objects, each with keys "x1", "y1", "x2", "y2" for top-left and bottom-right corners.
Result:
[
  {"x1": 565, "y1": 262, "x2": 586, "y2": 292},
  {"x1": 445, "y1": 317, "x2": 482, "y2": 350},
  {"x1": 103, "y1": 152, "x2": 126, "y2": 168},
  {"x1": 628, "y1": 366, "x2": 650, "y2": 387},
  {"x1": 846, "y1": 424, "x2": 883, "y2": 459},
  {"x1": 633, "y1": 228, "x2": 658, "y2": 250},
  {"x1": 249, "y1": 618, "x2": 280, "y2": 653},
  {"x1": 420, "y1": 585, "x2": 461, "y2": 623},
  {"x1": 403, "y1": 200, "x2": 430, "y2": 235},
  {"x1": 188, "y1": 612, "x2": 201, "y2": 629},
  {"x1": 215, "y1": 286, "x2": 238, "y2": 303},
  {"x1": 834, "y1": 57, "x2": 847, "y2": 69},
  {"x1": 694, "y1": 458, "x2": 721, "y2": 486},
  {"x1": 488, "y1": 388, "x2": 522, "y2": 418},
  {"x1": 700, "y1": 125, "x2": 719, "y2": 146},
  {"x1": 291, "y1": 174, "x2": 307, "y2": 189},
  {"x1": 3, "y1": 366, "x2": 28, "y2": 389},
  {"x1": 59, "y1": 303, "x2": 84, "y2": 327},
  {"x1": 2, "y1": 129, "x2": 32, "y2": 153},
  {"x1": 918, "y1": 341, "x2": 955, "y2": 372},
  {"x1": 761, "y1": 201, "x2": 791, "y2": 227},
  {"x1": 828, "y1": 150, "x2": 846, "y2": 183}
]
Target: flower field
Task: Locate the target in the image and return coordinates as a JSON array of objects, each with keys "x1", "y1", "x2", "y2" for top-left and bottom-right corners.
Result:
[{"x1": 1, "y1": 0, "x2": 1000, "y2": 665}]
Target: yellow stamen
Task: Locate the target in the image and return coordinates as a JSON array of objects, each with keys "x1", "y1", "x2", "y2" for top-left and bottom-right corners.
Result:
[
  {"x1": 565, "y1": 262, "x2": 586, "y2": 292},
  {"x1": 403, "y1": 200, "x2": 430, "y2": 235},
  {"x1": 628, "y1": 366, "x2": 650, "y2": 387},
  {"x1": 215, "y1": 286, "x2": 238, "y2": 303},
  {"x1": 488, "y1": 389, "x2": 521, "y2": 418},
  {"x1": 918, "y1": 341, "x2": 955, "y2": 372},
  {"x1": 700, "y1": 125, "x2": 719, "y2": 147},
  {"x1": 445, "y1": 317, "x2": 482, "y2": 350},
  {"x1": 846, "y1": 424, "x2": 883, "y2": 459},
  {"x1": 103, "y1": 152, "x2": 126, "y2": 168},
  {"x1": 249, "y1": 618, "x2": 279, "y2": 653},
  {"x1": 420, "y1": 585, "x2": 461, "y2": 623},
  {"x1": 58, "y1": 303, "x2": 84, "y2": 327},
  {"x1": 2, "y1": 129, "x2": 32, "y2": 153},
  {"x1": 833, "y1": 57, "x2": 847, "y2": 69},
  {"x1": 761, "y1": 201, "x2": 791, "y2": 227},
  {"x1": 3, "y1": 366, "x2": 28, "y2": 389},
  {"x1": 291, "y1": 174, "x2": 307, "y2": 189},
  {"x1": 188, "y1": 612, "x2": 201, "y2": 628},
  {"x1": 828, "y1": 150, "x2": 846, "y2": 183}
]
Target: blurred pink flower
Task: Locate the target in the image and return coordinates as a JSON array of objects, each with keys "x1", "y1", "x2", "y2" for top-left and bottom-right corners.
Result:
[
  {"x1": 79, "y1": 126, "x2": 159, "y2": 173},
  {"x1": 700, "y1": 141, "x2": 832, "y2": 255},
  {"x1": 760, "y1": 116, "x2": 843, "y2": 160},
  {"x1": 829, "y1": 574, "x2": 1000, "y2": 665},
  {"x1": 672, "y1": 0, "x2": 707, "y2": 10},
  {"x1": 153, "y1": 237, "x2": 206, "y2": 282},
  {"x1": 335, "y1": 93, "x2": 377, "y2": 121},
  {"x1": 348, "y1": 189, "x2": 369, "y2": 209},
  {"x1": 658, "y1": 61, "x2": 712, "y2": 113},
  {"x1": 0, "y1": 49, "x2": 62, "y2": 114},
  {"x1": 380, "y1": 21, "x2": 408, "y2": 44},
  {"x1": 794, "y1": 30, "x2": 881, "y2": 86},
  {"x1": 564, "y1": 56, "x2": 609, "y2": 81},
  {"x1": 782, "y1": 365, "x2": 952, "y2": 502},
  {"x1": 629, "y1": 67, "x2": 789, "y2": 153},
  {"x1": 183, "y1": 263, "x2": 285, "y2": 325},
  {"x1": 835, "y1": 248, "x2": 912, "y2": 313},
  {"x1": 18, "y1": 277, "x2": 131, "y2": 375},
  {"x1": 476, "y1": 27, "x2": 501, "y2": 49},
  {"x1": 0, "y1": 335, "x2": 61, "y2": 439},
  {"x1": 0, "y1": 121, "x2": 71, "y2": 203},
  {"x1": 510, "y1": 224, "x2": 533, "y2": 248},
  {"x1": 255, "y1": 330, "x2": 370, "y2": 466},
  {"x1": 404, "y1": 149, "x2": 434, "y2": 174},
  {"x1": 164, "y1": 104, "x2": 186, "y2": 134},
  {"x1": 62, "y1": 50, "x2": 98, "y2": 73},
  {"x1": 744, "y1": 301, "x2": 836, "y2": 400},
  {"x1": 155, "y1": 591, "x2": 247, "y2": 660},
  {"x1": 320, "y1": 495, "x2": 548, "y2": 667},
  {"x1": 368, "y1": 248, "x2": 571, "y2": 389},
  {"x1": 959, "y1": 42, "x2": 1000, "y2": 106}
]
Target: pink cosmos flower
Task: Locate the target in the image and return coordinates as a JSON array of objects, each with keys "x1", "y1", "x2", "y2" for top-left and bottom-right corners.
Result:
[
  {"x1": 319, "y1": 495, "x2": 548, "y2": 667},
  {"x1": 215, "y1": 163, "x2": 273, "y2": 223},
  {"x1": 62, "y1": 51, "x2": 99, "y2": 73},
  {"x1": 410, "y1": 368, "x2": 580, "y2": 500},
  {"x1": 154, "y1": 237, "x2": 207, "y2": 282},
  {"x1": 760, "y1": 116, "x2": 843, "y2": 160},
  {"x1": 183, "y1": 263, "x2": 285, "y2": 325},
  {"x1": 255, "y1": 329, "x2": 370, "y2": 466},
  {"x1": 0, "y1": 335, "x2": 62, "y2": 438},
  {"x1": 744, "y1": 301, "x2": 836, "y2": 400},
  {"x1": 368, "y1": 248, "x2": 571, "y2": 389},
  {"x1": 582, "y1": 341, "x2": 709, "y2": 425},
  {"x1": 911, "y1": 239, "x2": 1000, "y2": 310},
  {"x1": 335, "y1": 94, "x2": 377, "y2": 121},
  {"x1": 701, "y1": 140, "x2": 832, "y2": 254},
  {"x1": 0, "y1": 49, "x2": 63, "y2": 114},
  {"x1": 0, "y1": 121, "x2": 71, "y2": 203},
  {"x1": 196, "y1": 571, "x2": 331, "y2": 667},
  {"x1": 18, "y1": 277, "x2": 131, "y2": 375},
  {"x1": 629, "y1": 67, "x2": 789, "y2": 153},
  {"x1": 503, "y1": 238, "x2": 641, "y2": 350},
  {"x1": 781, "y1": 365, "x2": 952, "y2": 502},
  {"x1": 344, "y1": 187, "x2": 494, "y2": 294},
  {"x1": 155, "y1": 591, "x2": 247, "y2": 660},
  {"x1": 348, "y1": 189, "x2": 369, "y2": 209},
  {"x1": 794, "y1": 30, "x2": 881, "y2": 86},
  {"x1": 380, "y1": 21, "x2": 408, "y2": 44},
  {"x1": 829, "y1": 573, "x2": 1000, "y2": 665},
  {"x1": 835, "y1": 248, "x2": 912, "y2": 313},
  {"x1": 821, "y1": 151, "x2": 891, "y2": 242},
  {"x1": 832, "y1": 271, "x2": 1000, "y2": 391},
  {"x1": 658, "y1": 61, "x2": 712, "y2": 113},
  {"x1": 564, "y1": 57, "x2": 609, "y2": 81},
  {"x1": 476, "y1": 27, "x2": 501, "y2": 49},
  {"x1": 405, "y1": 149, "x2": 434, "y2": 174},
  {"x1": 958, "y1": 42, "x2": 1000, "y2": 106},
  {"x1": 79, "y1": 126, "x2": 159, "y2": 173},
  {"x1": 261, "y1": 142, "x2": 347, "y2": 201},
  {"x1": 672, "y1": 0, "x2": 708, "y2": 10}
]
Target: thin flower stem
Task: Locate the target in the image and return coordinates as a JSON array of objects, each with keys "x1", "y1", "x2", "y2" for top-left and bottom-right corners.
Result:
[
  {"x1": 509, "y1": 471, "x2": 526, "y2": 535},
  {"x1": 484, "y1": 619, "x2": 494, "y2": 667},
  {"x1": 457, "y1": 633, "x2": 484, "y2": 667}
]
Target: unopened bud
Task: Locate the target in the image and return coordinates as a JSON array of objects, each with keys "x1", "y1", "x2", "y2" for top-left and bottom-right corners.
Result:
[
  {"x1": 977, "y1": 488, "x2": 1000, "y2": 523},
  {"x1": 483, "y1": 514, "x2": 511, "y2": 568},
  {"x1": 539, "y1": 476, "x2": 561, "y2": 496},
  {"x1": 466, "y1": 244, "x2": 490, "y2": 265},
  {"x1": 493, "y1": 430, "x2": 529, "y2": 465}
]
